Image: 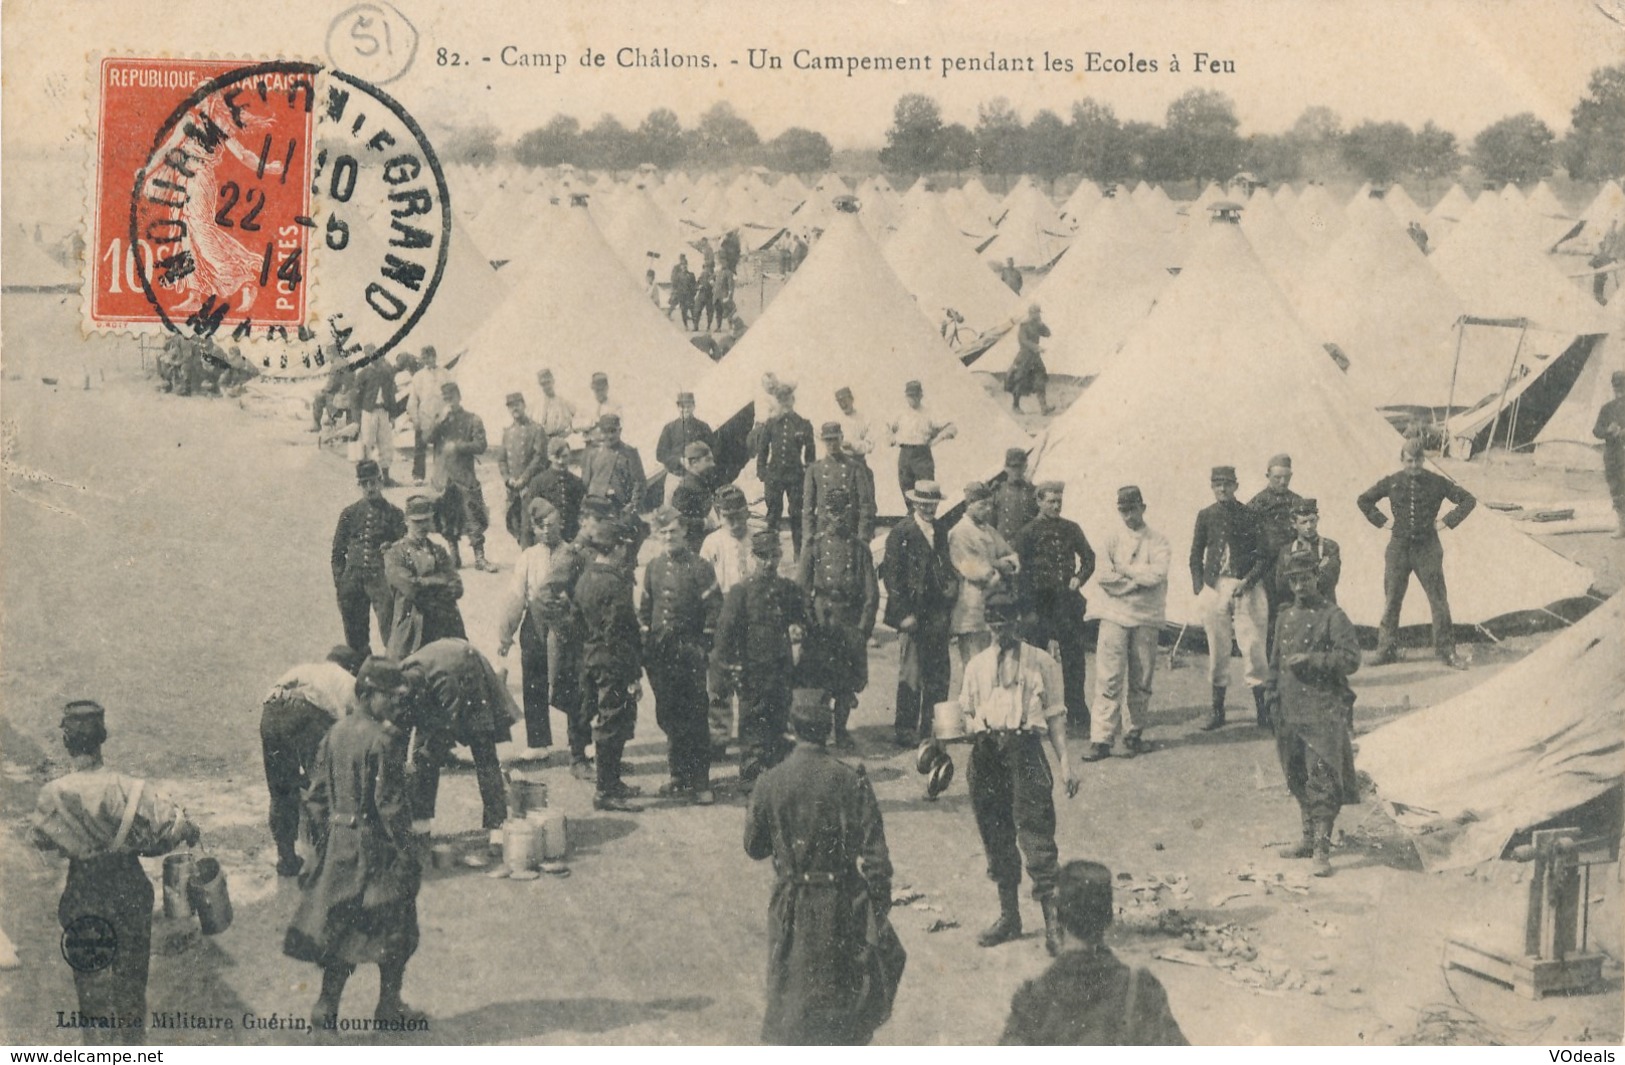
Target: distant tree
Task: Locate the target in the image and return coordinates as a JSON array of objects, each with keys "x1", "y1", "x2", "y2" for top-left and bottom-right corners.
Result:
[
  {"x1": 438, "y1": 124, "x2": 503, "y2": 167},
  {"x1": 1069, "y1": 99, "x2": 1131, "y2": 184},
  {"x1": 636, "y1": 108, "x2": 686, "y2": 168},
  {"x1": 879, "y1": 93, "x2": 945, "y2": 177},
  {"x1": 1341, "y1": 121, "x2": 1416, "y2": 185},
  {"x1": 1163, "y1": 89, "x2": 1244, "y2": 183},
  {"x1": 1243, "y1": 133, "x2": 1303, "y2": 185},
  {"x1": 690, "y1": 102, "x2": 759, "y2": 163},
  {"x1": 514, "y1": 114, "x2": 580, "y2": 168},
  {"x1": 1122, "y1": 121, "x2": 1171, "y2": 183},
  {"x1": 1410, "y1": 121, "x2": 1462, "y2": 193},
  {"x1": 1472, "y1": 112, "x2": 1556, "y2": 186},
  {"x1": 938, "y1": 123, "x2": 978, "y2": 175},
  {"x1": 580, "y1": 114, "x2": 636, "y2": 171},
  {"x1": 1026, "y1": 109, "x2": 1072, "y2": 191},
  {"x1": 764, "y1": 127, "x2": 833, "y2": 173},
  {"x1": 974, "y1": 97, "x2": 1026, "y2": 176},
  {"x1": 1564, "y1": 62, "x2": 1625, "y2": 180},
  {"x1": 1288, "y1": 106, "x2": 1343, "y2": 182}
]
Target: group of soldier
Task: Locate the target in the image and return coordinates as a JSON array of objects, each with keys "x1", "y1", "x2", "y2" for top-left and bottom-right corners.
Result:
[{"x1": 154, "y1": 333, "x2": 253, "y2": 397}]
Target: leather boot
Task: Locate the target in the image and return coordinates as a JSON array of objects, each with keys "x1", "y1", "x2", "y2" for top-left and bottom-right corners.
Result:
[
  {"x1": 447, "y1": 540, "x2": 463, "y2": 570},
  {"x1": 1200, "y1": 685, "x2": 1226, "y2": 731},
  {"x1": 1041, "y1": 895, "x2": 1064, "y2": 957},
  {"x1": 1312, "y1": 818, "x2": 1334, "y2": 877},
  {"x1": 1253, "y1": 686, "x2": 1272, "y2": 729},
  {"x1": 977, "y1": 883, "x2": 1022, "y2": 947},
  {"x1": 473, "y1": 546, "x2": 497, "y2": 572},
  {"x1": 833, "y1": 694, "x2": 856, "y2": 750},
  {"x1": 1278, "y1": 810, "x2": 1314, "y2": 859}
]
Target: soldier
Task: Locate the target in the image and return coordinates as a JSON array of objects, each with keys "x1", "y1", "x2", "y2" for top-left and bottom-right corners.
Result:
[
  {"x1": 532, "y1": 368, "x2": 578, "y2": 443},
  {"x1": 671, "y1": 441, "x2": 722, "y2": 553},
  {"x1": 498, "y1": 392, "x2": 549, "y2": 548},
  {"x1": 833, "y1": 386, "x2": 877, "y2": 507},
  {"x1": 1006, "y1": 304, "x2": 1052, "y2": 415},
  {"x1": 1013, "y1": 481, "x2": 1095, "y2": 734},
  {"x1": 31, "y1": 702, "x2": 201, "y2": 1043},
  {"x1": 714, "y1": 529, "x2": 808, "y2": 793},
  {"x1": 745, "y1": 691, "x2": 904, "y2": 1046},
  {"x1": 398, "y1": 639, "x2": 515, "y2": 845},
  {"x1": 802, "y1": 421, "x2": 876, "y2": 544},
  {"x1": 284, "y1": 658, "x2": 426, "y2": 1028},
  {"x1": 669, "y1": 254, "x2": 697, "y2": 329},
  {"x1": 405, "y1": 346, "x2": 449, "y2": 485},
  {"x1": 355, "y1": 351, "x2": 399, "y2": 486},
  {"x1": 1594, "y1": 370, "x2": 1625, "y2": 538},
  {"x1": 701, "y1": 486, "x2": 758, "y2": 756},
  {"x1": 580, "y1": 412, "x2": 648, "y2": 541},
  {"x1": 956, "y1": 589, "x2": 1078, "y2": 957},
  {"x1": 427, "y1": 381, "x2": 495, "y2": 573},
  {"x1": 1087, "y1": 487, "x2": 1170, "y2": 762},
  {"x1": 656, "y1": 391, "x2": 715, "y2": 480},
  {"x1": 259, "y1": 646, "x2": 364, "y2": 876},
  {"x1": 1277, "y1": 498, "x2": 1341, "y2": 604},
  {"x1": 757, "y1": 383, "x2": 817, "y2": 558},
  {"x1": 880, "y1": 480, "x2": 956, "y2": 746},
  {"x1": 528, "y1": 436, "x2": 586, "y2": 544},
  {"x1": 384, "y1": 495, "x2": 466, "y2": 658},
  {"x1": 576, "y1": 517, "x2": 645, "y2": 811},
  {"x1": 1357, "y1": 437, "x2": 1477, "y2": 668},
  {"x1": 1190, "y1": 465, "x2": 1271, "y2": 731},
  {"x1": 694, "y1": 260, "x2": 716, "y2": 333},
  {"x1": 332, "y1": 459, "x2": 406, "y2": 656},
  {"x1": 498, "y1": 499, "x2": 590, "y2": 763},
  {"x1": 950, "y1": 481, "x2": 1021, "y2": 669},
  {"x1": 887, "y1": 380, "x2": 957, "y2": 498},
  {"x1": 991, "y1": 448, "x2": 1039, "y2": 544},
  {"x1": 795, "y1": 487, "x2": 878, "y2": 750},
  {"x1": 1247, "y1": 454, "x2": 1304, "y2": 652},
  {"x1": 1000, "y1": 861, "x2": 1189, "y2": 1045},
  {"x1": 999, "y1": 256, "x2": 1023, "y2": 294},
  {"x1": 579, "y1": 371, "x2": 624, "y2": 430},
  {"x1": 641, "y1": 507, "x2": 724, "y2": 804},
  {"x1": 1266, "y1": 554, "x2": 1362, "y2": 877}
]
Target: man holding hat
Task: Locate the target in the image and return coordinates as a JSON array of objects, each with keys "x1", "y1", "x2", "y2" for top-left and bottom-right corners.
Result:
[
  {"x1": 332, "y1": 459, "x2": 407, "y2": 656},
  {"x1": 641, "y1": 506, "x2": 724, "y2": 804},
  {"x1": 498, "y1": 392, "x2": 549, "y2": 548},
  {"x1": 1000, "y1": 861, "x2": 1188, "y2": 1044},
  {"x1": 384, "y1": 495, "x2": 466, "y2": 657},
  {"x1": 426, "y1": 381, "x2": 494, "y2": 572},
  {"x1": 656, "y1": 391, "x2": 715, "y2": 480},
  {"x1": 951, "y1": 481, "x2": 1022, "y2": 669},
  {"x1": 881, "y1": 480, "x2": 958, "y2": 746},
  {"x1": 527, "y1": 436, "x2": 586, "y2": 544},
  {"x1": 745, "y1": 690, "x2": 903, "y2": 1045},
  {"x1": 260, "y1": 646, "x2": 365, "y2": 876},
  {"x1": 991, "y1": 448, "x2": 1039, "y2": 544},
  {"x1": 576, "y1": 515, "x2": 646, "y2": 811},
  {"x1": 796, "y1": 486, "x2": 878, "y2": 750},
  {"x1": 702, "y1": 485, "x2": 758, "y2": 755},
  {"x1": 1592, "y1": 370, "x2": 1625, "y2": 537},
  {"x1": 285, "y1": 657, "x2": 427, "y2": 1028},
  {"x1": 671, "y1": 441, "x2": 722, "y2": 553},
  {"x1": 1247, "y1": 454, "x2": 1304, "y2": 652},
  {"x1": 1277, "y1": 498, "x2": 1341, "y2": 604},
  {"x1": 405, "y1": 346, "x2": 449, "y2": 485},
  {"x1": 533, "y1": 368, "x2": 577, "y2": 443},
  {"x1": 1356, "y1": 438, "x2": 1476, "y2": 668},
  {"x1": 1088, "y1": 487, "x2": 1170, "y2": 761},
  {"x1": 32, "y1": 702, "x2": 201, "y2": 1043},
  {"x1": 1190, "y1": 465, "x2": 1271, "y2": 731},
  {"x1": 580, "y1": 412, "x2": 648, "y2": 537},
  {"x1": 756, "y1": 382, "x2": 817, "y2": 558},
  {"x1": 887, "y1": 380, "x2": 956, "y2": 499},
  {"x1": 803, "y1": 420, "x2": 876, "y2": 544},
  {"x1": 1013, "y1": 481, "x2": 1095, "y2": 734}
]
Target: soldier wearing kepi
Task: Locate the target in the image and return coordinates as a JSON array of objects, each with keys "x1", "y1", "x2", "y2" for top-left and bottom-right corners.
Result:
[
  {"x1": 580, "y1": 412, "x2": 648, "y2": 549},
  {"x1": 641, "y1": 507, "x2": 723, "y2": 805},
  {"x1": 384, "y1": 495, "x2": 466, "y2": 658},
  {"x1": 991, "y1": 448, "x2": 1040, "y2": 545},
  {"x1": 498, "y1": 392, "x2": 549, "y2": 549},
  {"x1": 756, "y1": 383, "x2": 817, "y2": 558},
  {"x1": 701, "y1": 486, "x2": 758, "y2": 757},
  {"x1": 796, "y1": 487, "x2": 878, "y2": 750},
  {"x1": 497, "y1": 499, "x2": 589, "y2": 761},
  {"x1": 802, "y1": 421, "x2": 875, "y2": 544},
  {"x1": 957, "y1": 588, "x2": 1078, "y2": 958},
  {"x1": 576, "y1": 516, "x2": 646, "y2": 811},
  {"x1": 656, "y1": 391, "x2": 715, "y2": 481},
  {"x1": 745, "y1": 691, "x2": 904, "y2": 1046},
  {"x1": 31, "y1": 702, "x2": 201, "y2": 1044},
  {"x1": 671, "y1": 441, "x2": 722, "y2": 553},
  {"x1": 881, "y1": 480, "x2": 956, "y2": 746},
  {"x1": 1247, "y1": 454, "x2": 1304, "y2": 652},
  {"x1": 1277, "y1": 498, "x2": 1341, "y2": 604},
  {"x1": 1013, "y1": 481, "x2": 1095, "y2": 735},
  {"x1": 427, "y1": 381, "x2": 494, "y2": 572},
  {"x1": 332, "y1": 459, "x2": 406, "y2": 656},
  {"x1": 1190, "y1": 465, "x2": 1271, "y2": 731},
  {"x1": 1266, "y1": 554, "x2": 1362, "y2": 877}
]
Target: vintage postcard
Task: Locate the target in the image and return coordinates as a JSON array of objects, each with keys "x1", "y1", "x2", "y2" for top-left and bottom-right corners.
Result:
[{"x1": 3, "y1": 0, "x2": 1622, "y2": 1050}]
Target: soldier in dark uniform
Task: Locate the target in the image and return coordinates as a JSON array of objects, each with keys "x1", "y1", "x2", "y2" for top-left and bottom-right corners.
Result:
[
  {"x1": 694, "y1": 261, "x2": 716, "y2": 334},
  {"x1": 259, "y1": 646, "x2": 364, "y2": 876},
  {"x1": 757, "y1": 384, "x2": 817, "y2": 558},
  {"x1": 745, "y1": 691, "x2": 904, "y2": 1046},
  {"x1": 1356, "y1": 437, "x2": 1477, "y2": 668},
  {"x1": 399, "y1": 638, "x2": 514, "y2": 842},
  {"x1": 991, "y1": 448, "x2": 1039, "y2": 544},
  {"x1": 527, "y1": 437, "x2": 586, "y2": 544},
  {"x1": 384, "y1": 496, "x2": 466, "y2": 658},
  {"x1": 1277, "y1": 498, "x2": 1341, "y2": 604},
  {"x1": 580, "y1": 413, "x2": 648, "y2": 553},
  {"x1": 795, "y1": 487, "x2": 878, "y2": 750},
  {"x1": 1000, "y1": 861, "x2": 1189, "y2": 1045},
  {"x1": 576, "y1": 517, "x2": 645, "y2": 811},
  {"x1": 802, "y1": 421, "x2": 875, "y2": 545},
  {"x1": 332, "y1": 459, "x2": 406, "y2": 656},
  {"x1": 714, "y1": 529, "x2": 808, "y2": 793},
  {"x1": 498, "y1": 392, "x2": 549, "y2": 548},
  {"x1": 31, "y1": 702, "x2": 201, "y2": 1044},
  {"x1": 284, "y1": 658, "x2": 426, "y2": 1029},
  {"x1": 671, "y1": 441, "x2": 721, "y2": 552},
  {"x1": 670, "y1": 254, "x2": 697, "y2": 329},
  {"x1": 1013, "y1": 481, "x2": 1095, "y2": 734},
  {"x1": 1266, "y1": 554, "x2": 1362, "y2": 877},
  {"x1": 880, "y1": 480, "x2": 956, "y2": 747},
  {"x1": 641, "y1": 507, "x2": 723, "y2": 804},
  {"x1": 656, "y1": 391, "x2": 715, "y2": 480},
  {"x1": 1247, "y1": 453, "x2": 1303, "y2": 654},
  {"x1": 427, "y1": 382, "x2": 495, "y2": 572},
  {"x1": 1191, "y1": 465, "x2": 1271, "y2": 731}
]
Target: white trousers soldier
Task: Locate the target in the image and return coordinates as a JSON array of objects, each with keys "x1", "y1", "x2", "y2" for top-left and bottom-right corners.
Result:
[{"x1": 1199, "y1": 578, "x2": 1268, "y2": 689}]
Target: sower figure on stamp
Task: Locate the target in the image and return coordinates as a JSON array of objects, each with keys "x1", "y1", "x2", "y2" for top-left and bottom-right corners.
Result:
[
  {"x1": 332, "y1": 459, "x2": 405, "y2": 657},
  {"x1": 284, "y1": 658, "x2": 427, "y2": 1030},
  {"x1": 1191, "y1": 465, "x2": 1271, "y2": 731},
  {"x1": 795, "y1": 486, "x2": 878, "y2": 751},
  {"x1": 745, "y1": 691, "x2": 905, "y2": 1046},
  {"x1": 701, "y1": 485, "x2": 758, "y2": 759},
  {"x1": 384, "y1": 495, "x2": 466, "y2": 658},
  {"x1": 260, "y1": 645, "x2": 364, "y2": 877},
  {"x1": 1014, "y1": 480, "x2": 1095, "y2": 735},
  {"x1": 498, "y1": 392, "x2": 548, "y2": 550},
  {"x1": 31, "y1": 702, "x2": 201, "y2": 1045},
  {"x1": 498, "y1": 498, "x2": 590, "y2": 762},
  {"x1": 576, "y1": 516, "x2": 646, "y2": 812},
  {"x1": 1266, "y1": 554, "x2": 1362, "y2": 878},
  {"x1": 428, "y1": 381, "x2": 494, "y2": 573},
  {"x1": 880, "y1": 480, "x2": 956, "y2": 747}
]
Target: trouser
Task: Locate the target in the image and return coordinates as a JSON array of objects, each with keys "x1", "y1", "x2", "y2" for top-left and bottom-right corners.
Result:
[
  {"x1": 1261, "y1": 573, "x2": 1284, "y2": 657},
  {"x1": 1092, "y1": 620, "x2": 1156, "y2": 745},
  {"x1": 260, "y1": 697, "x2": 336, "y2": 862},
  {"x1": 440, "y1": 481, "x2": 489, "y2": 552},
  {"x1": 582, "y1": 665, "x2": 638, "y2": 794},
  {"x1": 968, "y1": 732, "x2": 1060, "y2": 899},
  {"x1": 360, "y1": 408, "x2": 393, "y2": 471},
  {"x1": 894, "y1": 624, "x2": 951, "y2": 741},
  {"x1": 810, "y1": 597, "x2": 869, "y2": 700},
  {"x1": 955, "y1": 630, "x2": 993, "y2": 671},
  {"x1": 1199, "y1": 578, "x2": 1268, "y2": 689},
  {"x1": 408, "y1": 729, "x2": 507, "y2": 829},
  {"x1": 707, "y1": 659, "x2": 738, "y2": 749},
  {"x1": 739, "y1": 680, "x2": 792, "y2": 790},
  {"x1": 1605, "y1": 452, "x2": 1624, "y2": 517},
  {"x1": 647, "y1": 639, "x2": 712, "y2": 790},
  {"x1": 337, "y1": 574, "x2": 394, "y2": 656},
  {"x1": 1278, "y1": 732, "x2": 1342, "y2": 822},
  {"x1": 412, "y1": 427, "x2": 428, "y2": 481},
  {"x1": 1026, "y1": 589, "x2": 1089, "y2": 732},
  {"x1": 313, "y1": 392, "x2": 331, "y2": 431},
  {"x1": 1376, "y1": 534, "x2": 1455, "y2": 659},
  {"x1": 897, "y1": 445, "x2": 934, "y2": 498},
  {"x1": 694, "y1": 294, "x2": 713, "y2": 331},
  {"x1": 763, "y1": 476, "x2": 805, "y2": 556},
  {"x1": 518, "y1": 621, "x2": 567, "y2": 749},
  {"x1": 62, "y1": 857, "x2": 153, "y2": 1044}
]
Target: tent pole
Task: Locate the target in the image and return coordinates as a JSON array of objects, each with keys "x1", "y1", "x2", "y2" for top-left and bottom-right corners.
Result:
[
  {"x1": 1536, "y1": 606, "x2": 1574, "y2": 628},
  {"x1": 1475, "y1": 622, "x2": 1502, "y2": 645},
  {"x1": 1444, "y1": 317, "x2": 1467, "y2": 457},
  {"x1": 1487, "y1": 323, "x2": 1530, "y2": 458}
]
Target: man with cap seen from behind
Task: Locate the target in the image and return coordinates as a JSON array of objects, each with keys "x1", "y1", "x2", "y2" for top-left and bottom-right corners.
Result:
[
  {"x1": 1087, "y1": 487, "x2": 1170, "y2": 761},
  {"x1": 575, "y1": 512, "x2": 646, "y2": 810}
]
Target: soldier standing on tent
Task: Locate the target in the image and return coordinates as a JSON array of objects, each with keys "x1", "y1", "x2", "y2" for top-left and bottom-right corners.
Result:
[
  {"x1": 1247, "y1": 454, "x2": 1304, "y2": 652},
  {"x1": 1266, "y1": 554, "x2": 1362, "y2": 877},
  {"x1": 332, "y1": 459, "x2": 406, "y2": 657},
  {"x1": 405, "y1": 347, "x2": 449, "y2": 486},
  {"x1": 672, "y1": 441, "x2": 722, "y2": 552},
  {"x1": 950, "y1": 482, "x2": 1021, "y2": 669},
  {"x1": 757, "y1": 383, "x2": 817, "y2": 558},
  {"x1": 744, "y1": 690, "x2": 903, "y2": 1046},
  {"x1": 1594, "y1": 370, "x2": 1625, "y2": 538},
  {"x1": 1006, "y1": 304, "x2": 1052, "y2": 415},
  {"x1": 1277, "y1": 499, "x2": 1341, "y2": 604},
  {"x1": 1014, "y1": 481, "x2": 1095, "y2": 735},
  {"x1": 527, "y1": 437, "x2": 586, "y2": 544},
  {"x1": 533, "y1": 369, "x2": 578, "y2": 444},
  {"x1": 428, "y1": 381, "x2": 495, "y2": 573},
  {"x1": 498, "y1": 499, "x2": 589, "y2": 763},
  {"x1": 259, "y1": 646, "x2": 363, "y2": 877},
  {"x1": 399, "y1": 638, "x2": 515, "y2": 845},
  {"x1": 999, "y1": 256, "x2": 1023, "y2": 294},
  {"x1": 384, "y1": 495, "x2": 466, "y2": 657},
  {"x1": 796, "y1": 487, "x2": 878, "y2": 751},
  {"x1": 1357, "y1": 438, "x2": 1477, "y2": 669},
  {"x1": 888, "y1": 380, "x2": 958, "y2": 499},
  {"x1": 880, "y1": 480, "x2": 957, "y2": 747},
  {"x1": 803, "y1": 421, "x2": 875, "y2": 544},
  {"x1": 1086, "y1": 487, "x2": 1170, "y2": 762},
  {"x1": 31, "y1": 702, "x2": 201, "y2": 1044},
  {"x1": 498, "y1": 393, "x2": 549, "y2": 549},
  {"x1": 656, "y1": 391, "x2": 715, "y2": 481},
  {"x1": 834, "y1": 386, "x2": 878, "y2": 507},
  {"x1": 576, "y1": 516, "x2": 646, "y2": 811},
  {"x1": 355, "y1": 350, "x2": 400, "y2": 487},
  {"x1": 670, "y1": 255, "x2": 697, "y2": 329},
  {"x1": 991, "y1": 448, "x2": 1039, "y2": 544},
  {"x1": 1192, "y1": 465, "x2": 1271, "y2": 731},
  {"x1": 702, "y1": 486, "x2": 758, "y2": 757}
]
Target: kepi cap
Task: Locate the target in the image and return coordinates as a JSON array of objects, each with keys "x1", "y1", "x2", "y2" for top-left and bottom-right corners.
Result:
[
  {"x1": 597, "y1": 413, "x2": 621, "y2": 430},
  {"x1": 903, "y1": 379, "x2": 923, "y2": 396},
  {"x1": 355, "y1": 459, "x2": 382, "y2": 482},
  {"x1": 683, "y1": 440, "x2": 712, "y2": 461},
  {"x1": 1291, "y1": 497, "x2": 1319, "y2": 517},
  {"x1": 963, "y1": 480, "x2": 991, "y2": 504},
  {"x1": 61, "y1": 700, "x2": 106, "y2": 726},
  {"x1": 820, "y1": 421, "x2": 842, "y2": 439},
  {"x1": 676, "y1": 391, "x2": 695, "y2": 405},
  {"x1": 505, "y1": 391, "x2": 525, "y2": 406},
  {"x1": 750, "y1": 528, "x2": 781, "y2": 557},
  {"x1": 405, "y1": 495, "x2": 436, "y2": 520},
  {"x1": 1267, "y1": 453, "x2": 1292, "y2": 471},
  {"x1": 1210, "y1": 465, "x2": 1238, "y2": 485},
  {"x1": 1004, "y1": 448, "x2": 1028, "y2": 466},
  {"x1": 1116, "y1": 485, "x2": 1145, "y2": 509},
  {"x1": 356, "y1": 656, "x2": 410, "y2": 695}
]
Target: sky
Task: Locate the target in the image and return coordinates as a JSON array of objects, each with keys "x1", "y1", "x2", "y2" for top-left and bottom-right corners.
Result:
[{"x1": 3, "y1": 0, "x2": 1622, "y2": 158}]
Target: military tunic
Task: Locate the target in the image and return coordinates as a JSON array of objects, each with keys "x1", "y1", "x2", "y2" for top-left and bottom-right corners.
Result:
[
  {"x1": 499, "y1": 417, "x2": 549, "y2": 546},
  {"x1": 640, "y1": 551, "x2": 722, "y2": 791},
  {"x1": 1248, "y1": 484, "x2": 1304, "y2": 647},
  {"x1": 801, "y1": 454, "x2": 876, "y2": 542},
  {"x1": 1014, "y1": 513, "x2": 1095, "y2": 729},
  {"x1": 383, "y1": 535, "x2": 465, "y2": 657},
  {"x1": 1001, "y1": 949, "x2": 1189, "y2": 1045},
  {"x1": 795, "y1": 528, "x2": 879, "y2": 703},
  {"x1": 758, "y1": 411, "x2": 817, "y2": 555},
  {"x1": 577, "y1": 557, "x2": 644, "y2": 793},
  {"x1": 714, "y1": 570, "x2": 808, "y2": 788},
  {"x1": 401, "y1": 638, "x2": 517, "y2": 829},
  {"x1": 428, "y1": 407, "x2": 490, "y2": 550},
  {"x1": 1356, "y1": 468, "x2": 1476, "y2": 659},
  {"x1": 1269, "y1": 599, "x2": 1362, "y2": 819},
  {"x1": 1277, "y1": 535, "x2": 1341, "y2": 604},
  {"x1": 656, "y1": 416, "x2": 716, "y2": 477},
  {"x1": 332, "y1": 495, "x2": 406, "y2": 655}
]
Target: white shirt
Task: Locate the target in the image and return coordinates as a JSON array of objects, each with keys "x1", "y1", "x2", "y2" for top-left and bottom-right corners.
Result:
[
  {"x1": 534, "y1": 393, "x2": 577, "y2": 437},
  {"x1": 263, "y1": 661, "x2": 358, "y2": 719},
  {"x1": 889, "y1": 404, "x2": 954, "y2": 447},
  {"x1": 499, "y1": 541, "x2": 568, "y2": 644},
  {"x1": 701, "y1": 525, "x2": 758, "y2": 594},
  {"x1": 837, "y1": 409, "x2": 875, "y2": 458},
  {"x1": 1091, "y1": 524, "x2": 1171, "y2": 628},
  {"x1": 577, "y1": 398, "x2": 624, "y2": 432},
  {"x1": 406, "y1": 367, "x2": 451, "y2": 430},
  {"x1": 959, "y1": 641, "x2": 1064, "y2": 733}
]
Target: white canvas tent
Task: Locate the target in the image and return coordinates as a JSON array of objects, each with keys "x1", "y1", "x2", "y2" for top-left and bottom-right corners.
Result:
[
  {"x1": 881, "y1": 192, "x2": 1021, "y2": 343},
  {"x1": 984, "y1": 177, "x2": 1070, "y2": 269},
  {"x1": 596, "y1": 184, "x2": 698, "y2": 283},
  {"x1": 1360, "y1": 594, "x2": 1623, "y2": 872},
  {"x1": 1533, "y1": 298, "x2": 1624, "y2": 470},
  {"x1": 1381, "y1": 183, "x2": 1428, "y2": 230}
]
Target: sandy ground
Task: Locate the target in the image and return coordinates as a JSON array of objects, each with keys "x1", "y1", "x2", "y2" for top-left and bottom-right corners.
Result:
[{"x1": 2, "y1": 289, "x2": 1621, "y2": 1046}]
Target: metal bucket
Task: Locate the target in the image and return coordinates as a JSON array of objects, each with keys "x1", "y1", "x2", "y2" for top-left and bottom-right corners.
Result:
[
  {"x1": 186, "y1": 857, "x2": 233, "y2": 935},
  {"x1": 507, "y1": 775, "x2": 548, "y2": 818},
  {"x1": 162, "y1": 853, "x2": 195, "y2": 918},
  {"x1": 504, "y1": 820, "x2": 539, "y2": 875},
  {"x1": 536, "y1": 812, "x2": 570, "y2": 861},
  {"x1": 932, "y1": 701, "x2": 966, "y2": 741}
]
